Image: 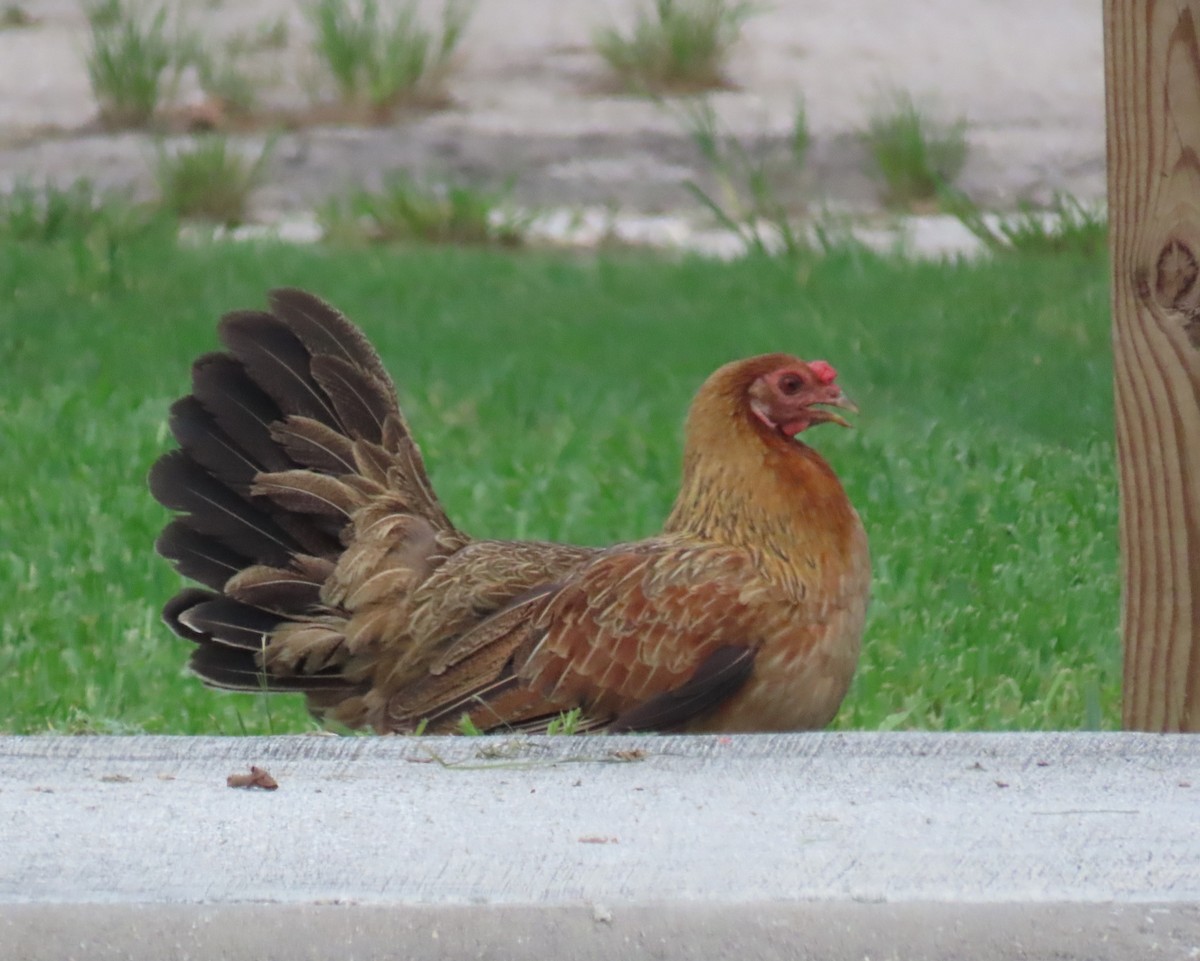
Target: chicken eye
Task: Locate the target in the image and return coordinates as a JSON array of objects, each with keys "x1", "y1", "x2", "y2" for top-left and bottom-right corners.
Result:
[{"x1": 778, "y1": 373, "x2": 804, "y2": 395}]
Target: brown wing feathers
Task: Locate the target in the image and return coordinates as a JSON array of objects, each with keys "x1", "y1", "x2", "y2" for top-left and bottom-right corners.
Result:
[{"x1": 608, "y1": 645, "x2": 757, "y2": 733}]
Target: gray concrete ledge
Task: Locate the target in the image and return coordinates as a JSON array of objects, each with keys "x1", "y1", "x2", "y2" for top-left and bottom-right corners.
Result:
[
  {"x1": 5, "y1": 902, "x2": 1198, "y2": 961},
  {"x1": 1, "y1": 733, "x2": 1198, "y2": 960}
]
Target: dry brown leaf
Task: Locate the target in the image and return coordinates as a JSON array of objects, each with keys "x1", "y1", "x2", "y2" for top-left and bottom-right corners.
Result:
[
  {"x1": 609, "y1": 749, "x2": 646, "y2": 762},
  {"x1": 226, "y1": 765, "x2": 279, "y2": 790}
]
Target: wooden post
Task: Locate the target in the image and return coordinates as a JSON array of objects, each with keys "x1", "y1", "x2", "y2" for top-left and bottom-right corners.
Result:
[{"x1": 1106, "y1": 0, "x2": 1200, "y2": 730}]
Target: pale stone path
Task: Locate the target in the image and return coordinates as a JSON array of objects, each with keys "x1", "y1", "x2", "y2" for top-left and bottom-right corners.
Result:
[{"x1": 1, "y1": 0, "x2": 1106, "y2": 238}]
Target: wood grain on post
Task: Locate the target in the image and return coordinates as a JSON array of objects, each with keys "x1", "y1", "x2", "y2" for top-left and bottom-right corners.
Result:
[{"x1": 1106, "y1": 0, "x2": 1200, "y2": 730}]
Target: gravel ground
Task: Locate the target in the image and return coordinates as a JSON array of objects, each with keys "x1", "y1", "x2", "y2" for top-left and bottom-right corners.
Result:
[{"x1": 0, "y1": 0, "x2": 1107, "y2": 241}]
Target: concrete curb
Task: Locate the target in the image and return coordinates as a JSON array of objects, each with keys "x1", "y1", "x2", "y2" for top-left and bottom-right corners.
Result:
[
  {"x1": 6, "y1": 902, "x2": 1198, "y2": 961},
  {"x1": 2, "y1": 733, "x2": 1197, "y2": 959}
]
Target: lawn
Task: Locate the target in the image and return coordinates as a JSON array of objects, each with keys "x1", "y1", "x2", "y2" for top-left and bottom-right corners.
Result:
[{"x1": 0, "y1": 229, "x2": 1117, "y2": 733}]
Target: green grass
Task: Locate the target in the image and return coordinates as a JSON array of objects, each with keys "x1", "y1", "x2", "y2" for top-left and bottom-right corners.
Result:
[
  {"x1": 862, "y1": 90, "x2": 969, "y2": 210},
  {"x1": 1, "y1": 180, "x2": 128, "y2": 243},
  {"x1": 319, "y1": 172, "x2": 525, "y2": 246},
  {"x1": 595, "y1": 0, "x2": 754, "y2": 93},
  {"x1": 307, "y1": 0, "x2": 472, "y2": 116},
  {"x1": 0, "y1": 228, "x2": 1117, "y2": 734},
  {"x1": 945, "y1": 191, "x2": 1108, "y2": 258},
  {"x1": 84, "y1": 0, "x2": 180, "y2": 129},
  {"x1": 680, "y1": 98, "x2": 811, "y2": 256},
  {"x1": 188, "y1": 39, "x2": 260, "y2": 117},
  {"x1": 84, "y1": 0, "x2": 270, "y2": 125},
  {"x1": 0, "y1": 181, "x2": 171, "y2": 295},
  {"x1": 1, "y1": 4, "x2": 36, "y2": 28},
  {"x1": 154, "y1": 135, "x2": 274, "y2": 226}
]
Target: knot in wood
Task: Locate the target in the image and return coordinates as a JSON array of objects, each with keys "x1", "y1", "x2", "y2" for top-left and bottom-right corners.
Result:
[
  {"x1": 1156, "y1": 239, "x2": 1199, "y2": 308},
  {"x1": 1144, "y1": 238, "x2": 1200, "y2": 347},
  {"x1": 1152, "y1": 239, "x2": 1200, "y2": 311}
]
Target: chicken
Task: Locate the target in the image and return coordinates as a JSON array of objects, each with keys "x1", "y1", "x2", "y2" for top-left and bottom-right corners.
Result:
[{"x1": 149, "y1": 289, "x2": 869, "y2": 734}]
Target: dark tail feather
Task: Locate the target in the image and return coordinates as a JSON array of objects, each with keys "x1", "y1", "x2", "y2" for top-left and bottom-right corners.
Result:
[
  {"x1": 150, "y1": 289, "x2": 450, "y2": 719},
  {"x1": 168, "y1": 584, "x2": 353, "y2": 698},
  {"x1": 218, "y1": 311, "x2": 340, "y2": 425},
  {"x1": 311, "y1": 354, "x2": 395, "y2": 443},
  {"x1": 168, "y1": 396, "x2": 260, "y2": 491},
  {"x1": 269, "y1": 288, "x2": 396, "y2": 395},
  {"x1": 187, "y1": 644, "x2": 265, "y2": 692},
  {"x1": 163, "y1": 588, "x2": 220, "y2": 642},
  {"x1": 176, "y1": 596, "x2": 283, "y2": 651},
  {"x1": 156, "y1": 520, "x2": 249, "y2": 591},
  {"x1": 162, "y1": 387, "x2": 345, "y2": 564},
  {"x1": 189, "y1": 643, "x2": 351, "y2": 693},
  {"x1": 189, "y1": 353, "x2": 293, "y2": 474},
  {"x1": 271, "y1": 513, "x2": 344, "y2": 560},
  {"x1": 148, "y1": 450, "x2": 297, "y2": 567}
]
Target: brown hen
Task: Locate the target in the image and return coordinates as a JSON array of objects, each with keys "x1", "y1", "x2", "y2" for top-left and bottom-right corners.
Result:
[{"x1": 149, "y1": 290, "x2": 869, "y2": 733}]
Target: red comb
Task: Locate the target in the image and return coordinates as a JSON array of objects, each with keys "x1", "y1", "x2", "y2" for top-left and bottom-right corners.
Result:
[{"x1": 809, "y1": 360, "x2": 838, "y2": 385}]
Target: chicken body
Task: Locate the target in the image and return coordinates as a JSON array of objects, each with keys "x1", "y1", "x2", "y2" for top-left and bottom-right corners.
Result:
[{"x1": 150, "y1": 290, "x2": 869, "y2": 734}]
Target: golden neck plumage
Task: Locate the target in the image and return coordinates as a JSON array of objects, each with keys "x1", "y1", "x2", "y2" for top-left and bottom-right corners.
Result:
[{"x1": 662, "y1": 390, "x2": 861, "y2": 600}]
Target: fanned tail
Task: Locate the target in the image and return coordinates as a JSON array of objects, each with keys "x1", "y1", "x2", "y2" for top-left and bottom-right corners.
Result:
[{"x1": 148, "y1": 289, "x2": 462, "y2": 722}]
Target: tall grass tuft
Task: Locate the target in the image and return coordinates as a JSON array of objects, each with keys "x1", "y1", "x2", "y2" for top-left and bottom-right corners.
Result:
[
  {"x1": 862, "y1": 91, "x2": 968, "y2": 209},
  {"x1": 307, "y1": 0, "x2": 473, "y2": 116},
  {"x1": 594, "y1": 0, "x2": 754, "y2": 94},
  {"x1": 154, "y1": 135, "x2": 274, "y2": 225},
  {"x1": 319, "y1": 172, "x2": 525, "y2": 246},
  {"x1": 189, "y1": 44, "x2": 259, "y2": 118},
  {"x1": 680, "y1": 98, "x2": 812, "y2": 257},
  {"x1": 1, "y1": 4, "x2": 36, "y2": 28},
  {"x1": 945, "y1": 192, "x2": 1108, "y2": 258},
  {"x1": 84, "y1": 0, "x2": 180, "y2": 129}
]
